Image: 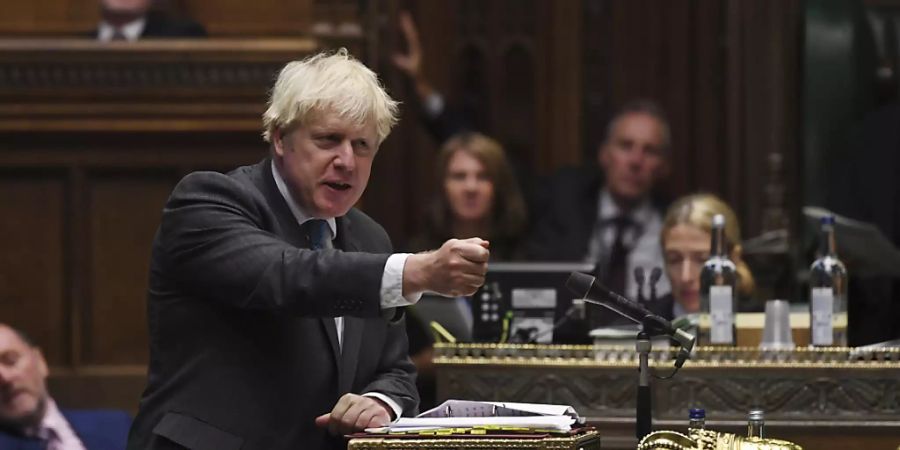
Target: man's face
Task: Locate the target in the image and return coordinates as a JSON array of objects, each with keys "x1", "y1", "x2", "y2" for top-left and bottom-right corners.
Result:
[
  {"x1": 0, "y1": 326, "x2": 48, "y2": 429},
  {"x1": 598, "y1": 112, "x2": 667, "y2": 204},
  {"x1": 101, "y1": 0, "x2": 151, "y2": 14},
  {"x1": 273, "y1": 112, "x2": 378, "y2": 218}
]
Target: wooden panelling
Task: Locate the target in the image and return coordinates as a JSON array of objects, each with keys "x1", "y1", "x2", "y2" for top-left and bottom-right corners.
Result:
[
  {"x1": 48, "y1": 365, "x2": 146, "y2": 413},
  {"x1": 0, "y1": 39, "x2": 318, "y2": 133},
  {"x1": 0, "y1": 0, "x2": 314, "y2": 37},
  {"x1": 0, "y1": 173, "x2": 67, "y2": 365},
  {"x1": 724, "y1": 0, "x2": 801, "y2": 239},
  {"x1": 0, "y1": 0, "x2": 96, "y2": 35},
  {"x1": 186, "y1": 0, "x2": 312, "y2": 36},
  {"x1": 85, "y1": 172, "x2": 178, "y2": 364},
  {"x1": 536, "y1": 0, "x2": 582, "y2": 171}
]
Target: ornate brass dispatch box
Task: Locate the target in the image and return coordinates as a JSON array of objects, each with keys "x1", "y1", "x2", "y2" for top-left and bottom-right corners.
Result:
[{"x1": 639, "y1": 429, "x2": 802, "y2": 450}]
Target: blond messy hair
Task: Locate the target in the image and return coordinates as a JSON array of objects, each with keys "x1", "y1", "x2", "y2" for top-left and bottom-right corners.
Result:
[{"x1": 262, "y1": 48, "x2": 399, "y2": 145}]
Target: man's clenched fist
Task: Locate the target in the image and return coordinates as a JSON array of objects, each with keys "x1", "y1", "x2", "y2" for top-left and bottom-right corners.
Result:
[{"x1": 403, "y1": 237, "x2": 490, "y2": 297}]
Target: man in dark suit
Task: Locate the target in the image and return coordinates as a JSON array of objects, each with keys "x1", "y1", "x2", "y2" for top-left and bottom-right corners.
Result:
[
  {"x1": 0, "y1": 323, "x2": 132, "y2": 450},
  {"x1": 95, "y1": 0, "x2": 206, "y2": 41},
  {"x1": 527, "y1": 100, "x2": 672, "y2": 323},
  {"x1": 126, "y1": 49, "x2": 490, "y2": 450}
]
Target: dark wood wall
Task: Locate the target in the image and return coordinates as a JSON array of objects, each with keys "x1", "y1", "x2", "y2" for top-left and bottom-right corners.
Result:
[
  {"x1": 0, "y1": 0, "x2": 808, "y2": 411},
  {"x1": 0, "y1": 0, "x2": 314, "y2": 36}
]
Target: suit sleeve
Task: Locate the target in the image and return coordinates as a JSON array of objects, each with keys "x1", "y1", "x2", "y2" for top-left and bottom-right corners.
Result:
[
  {"x1": 157, "y1": 171, "x2": 390, "y2": 318},
  {"x1": 361, "y1": 314, "x2": 420, "y2": 417}
]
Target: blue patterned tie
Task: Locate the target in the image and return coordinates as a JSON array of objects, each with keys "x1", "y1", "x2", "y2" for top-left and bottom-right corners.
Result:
[{"x1": 307, "y1": 219, "x2": 330, "y2": 250}]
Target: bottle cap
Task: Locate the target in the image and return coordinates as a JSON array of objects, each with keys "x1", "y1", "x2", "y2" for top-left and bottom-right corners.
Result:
[
  {"x1": 689, "y1": 408, "x2": 706, "y2": 419},
  {"x1": 713, "y1": 214, "x2": 725, "y2": 227}
]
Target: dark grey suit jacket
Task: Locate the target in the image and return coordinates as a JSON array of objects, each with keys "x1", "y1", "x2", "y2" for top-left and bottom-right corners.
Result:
[{"x1": 127, "y1": 159, "x2": 418, "y2": 450}]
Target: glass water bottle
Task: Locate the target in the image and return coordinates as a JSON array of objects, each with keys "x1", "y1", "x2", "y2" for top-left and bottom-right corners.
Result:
[
  {"x1": 699, "y1": 214, "x2": 738, "y2": 345},
  {"x1": 809, "y1": 215, "x2": 848, "y2": 346}
]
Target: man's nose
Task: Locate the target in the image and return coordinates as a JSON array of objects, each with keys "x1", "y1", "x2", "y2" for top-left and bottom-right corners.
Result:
[
  {"x1": 628, "y1": 149, "x2": 647, "y2": 167},
  {"x1": 333, "y1": 141, "x2": 356, "y2": 171}
]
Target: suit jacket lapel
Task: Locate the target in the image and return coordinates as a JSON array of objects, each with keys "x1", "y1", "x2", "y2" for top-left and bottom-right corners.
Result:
[
  {"x1": 254, "y1": 158, "x2": 308, "y2": 249},
  {"x1": 337, "y1": 214, "x2": 363, "y2": 393},
  {"x1": 254, "y1": 158, "x2": 343, "y2": 369}
]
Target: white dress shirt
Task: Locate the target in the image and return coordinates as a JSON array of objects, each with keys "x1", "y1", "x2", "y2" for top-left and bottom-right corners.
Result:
[
  {"x1": 97, "y1": 18, "x2": 146, "y2": 42},
  {"x1": 586, "y1": 189, "x2": 671, "y2": 300},
  {"x1": 23, "y1": 399, "x2": 86, "y2": 450},
  {"x1": 271, "y1": 163, "x2": 420, "y2": 419}
]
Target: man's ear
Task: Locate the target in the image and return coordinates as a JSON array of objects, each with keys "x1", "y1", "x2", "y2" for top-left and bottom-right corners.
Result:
[
  {"x1": 597, "y1": 143, "x2": 608, "y2": 169},
  {"x1": 272, "y1": 129, "x2": 287, "y2": 157},
  {"x1": 34, "y1": 348, "x2": 48, "y2": 379}
]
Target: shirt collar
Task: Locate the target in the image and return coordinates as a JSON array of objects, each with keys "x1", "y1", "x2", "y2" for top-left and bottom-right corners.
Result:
[
  {"x1": 598, "y1": 188, "x2": 654, "y2": 225},
  {"x1": 21, "y1": 398, "x2": 62, "y2": 439},
  {"x1": 98, "y1": 17, "x2": 146, "y2": 42},
  {"x1": 271, "y1": 161, "x2": 337, "y2": 239},
  {"x1": 40, "y1": 399, "x2": 67, "y2": 438}
]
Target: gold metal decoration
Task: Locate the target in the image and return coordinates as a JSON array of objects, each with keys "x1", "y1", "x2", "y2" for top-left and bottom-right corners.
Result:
[
  {"x1": 433, "y1": 343, "x2": 900, "y2": 369},
  {"x1": 638, "y1": 429, "x2": 802, "y2": 450},
  {"x1": 347, "y1": 429, "x2": 601, "y2": 450}
]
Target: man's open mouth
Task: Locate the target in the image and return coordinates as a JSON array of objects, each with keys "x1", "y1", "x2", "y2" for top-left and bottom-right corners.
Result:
[{"x1": 324, "y1": 182, "x2": 351, "y2": 191}]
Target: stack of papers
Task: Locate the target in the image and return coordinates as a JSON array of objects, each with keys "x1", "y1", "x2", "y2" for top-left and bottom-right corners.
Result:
[{"x1": 365, "y1": 400, "x2": 580, "y2": 434}]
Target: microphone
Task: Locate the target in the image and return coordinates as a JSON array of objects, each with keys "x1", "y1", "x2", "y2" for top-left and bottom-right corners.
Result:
[
  {"x1": 634, "y1": 267, "x2": 646, "y2": 304},
  {"x1": 649, "y1": 267, "x2": 662, "y2": 303},
  {"x1": 566, "y1": 272, "x2": 695, "y2": 367}
]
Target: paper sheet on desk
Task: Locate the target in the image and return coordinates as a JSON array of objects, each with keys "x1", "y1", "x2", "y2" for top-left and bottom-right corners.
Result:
[
  {"x1": 365, "y1": 415, "x2": 576, "y2": 433},
  {"x1": 417, "y1": 399, "x2": 578, "y2": 418}
]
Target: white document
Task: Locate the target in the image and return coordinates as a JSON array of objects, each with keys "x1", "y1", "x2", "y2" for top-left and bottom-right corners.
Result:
[
  {"x1": 366, "y1": 415, "x2": 576, "y2": 433},
  {"x1": 417, "y1": 399, "x2": 578, "y2": 418}
]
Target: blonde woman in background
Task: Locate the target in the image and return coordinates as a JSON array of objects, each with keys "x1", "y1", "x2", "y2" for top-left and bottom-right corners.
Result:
[{"x1": 657, "y1": 193, "x2": 756, "y2": 319}]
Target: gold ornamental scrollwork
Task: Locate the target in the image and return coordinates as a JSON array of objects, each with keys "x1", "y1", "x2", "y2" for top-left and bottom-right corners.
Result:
[
  {"x1": 433, "y1": 343, "x2": 900, "y2": 369},
  {"x1": 638, "y1": 429, "x2": 802, "y2": 450}
]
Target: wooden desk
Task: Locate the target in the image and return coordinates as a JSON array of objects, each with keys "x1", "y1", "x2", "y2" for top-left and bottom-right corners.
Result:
[
  {"x1": 434, "y1": 344, "x2": 900, "y2": 450},
  {"x1": 349, "y1": 429, "x2": 601, "y2": 450}
]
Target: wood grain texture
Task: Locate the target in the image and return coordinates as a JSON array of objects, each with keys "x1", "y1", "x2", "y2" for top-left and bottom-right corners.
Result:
[{"x1": 0, "y1": 173, "x2": 67, "y2": 365}]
